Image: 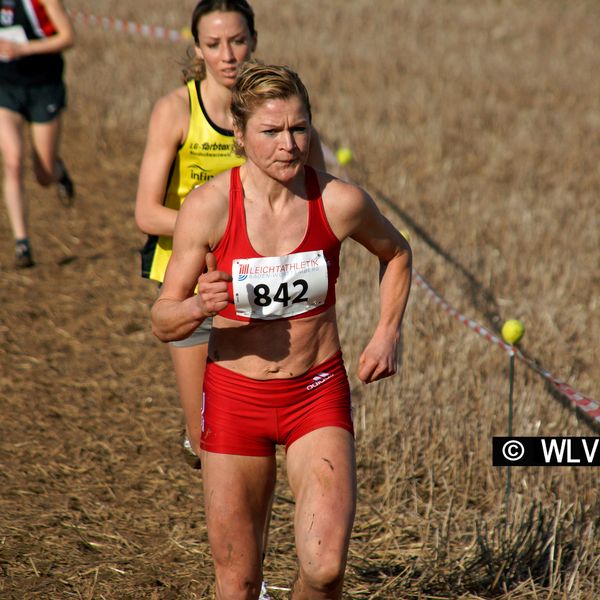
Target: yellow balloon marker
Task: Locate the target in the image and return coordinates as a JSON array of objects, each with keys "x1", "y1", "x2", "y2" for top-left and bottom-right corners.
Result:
[
  {"x1": 501, "y1": 319, "x2": 525, "y2": 345},
  {"x1": 336, "y1": 147, "x2": 353, "y2": 166}
]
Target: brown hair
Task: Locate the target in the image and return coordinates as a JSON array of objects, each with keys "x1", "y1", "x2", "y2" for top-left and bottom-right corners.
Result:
[
  {"x1": 182, "y1": 0, "x2": 256, "y2": 82},
  {"x1": 231, "y1": 61, "x2": 312, "y2": 145}
]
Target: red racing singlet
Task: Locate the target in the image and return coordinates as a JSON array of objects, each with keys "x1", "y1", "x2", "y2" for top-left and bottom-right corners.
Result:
[{"x1": 213, "y1": 166, "x2": 341, "y2": 322}]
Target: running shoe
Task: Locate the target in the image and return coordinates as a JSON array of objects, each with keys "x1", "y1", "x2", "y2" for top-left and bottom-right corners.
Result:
[
  {"x1": 182, "y1": 434, "x2": 201, "y2": 470},
  {"x1": 56, "y1": 159, "x2": 75, "y2": 206},
  {"x1": 14, "y1": 240, "x2": 34, "y2": 269},
  {"x1": 259, "y1": 581, "x2": 271, "y2": 600}
]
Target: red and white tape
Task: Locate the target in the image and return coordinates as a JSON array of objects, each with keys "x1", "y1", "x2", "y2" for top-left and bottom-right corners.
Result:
[
  {"x1": 413, "y1": 271, "x2": 600, "y2": 425},
  {"x1": 68, "y1": 10, "x2": 191, "y2": 42},
  {"x1": 324, "y1": 146, "x2": 598, "y2": 427}
]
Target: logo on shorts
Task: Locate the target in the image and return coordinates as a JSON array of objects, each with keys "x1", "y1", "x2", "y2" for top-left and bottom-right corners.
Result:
[
  {"x1": 46, "y1": 103, "x2": 58, "y2": 115},
  {"x1": 1, "y1": 8, "x2": 15, "y2": 27},
  {"x1": 306, "y1": 371, "x2": 333, "y2": 390}
]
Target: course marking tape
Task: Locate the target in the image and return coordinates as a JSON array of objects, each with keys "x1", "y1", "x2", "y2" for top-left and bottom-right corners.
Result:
[
  {"x1": 412, "y1": 271, "x2": 600, "y2": 425},
  {"x1": 68, "y1": 10, "x2": 192, "y2": 42},
  {"x1": 323, "y1": 145, "x2": 598, "y2": 427}
]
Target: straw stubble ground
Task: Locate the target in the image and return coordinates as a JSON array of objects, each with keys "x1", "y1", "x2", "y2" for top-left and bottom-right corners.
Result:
[{"x1": 1, "y1": 1, "x2": 599, "y2": 598}]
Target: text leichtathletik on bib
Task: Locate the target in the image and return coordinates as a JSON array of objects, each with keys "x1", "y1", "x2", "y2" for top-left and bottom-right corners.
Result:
[{"x1": 232, "y1": 250, "x2": 328, "y2": 320}]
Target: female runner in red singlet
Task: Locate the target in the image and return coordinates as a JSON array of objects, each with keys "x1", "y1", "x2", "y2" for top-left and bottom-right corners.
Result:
[{"x1": 152, "y1": 61, "x2": 412, "y2": 599}]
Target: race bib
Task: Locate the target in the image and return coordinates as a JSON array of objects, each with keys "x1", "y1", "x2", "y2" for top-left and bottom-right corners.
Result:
[{"x1": 232, "y1": 250, "x2": 328, "y2": 320}]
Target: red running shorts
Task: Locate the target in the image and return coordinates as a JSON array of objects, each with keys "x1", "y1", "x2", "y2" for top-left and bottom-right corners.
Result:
[{"x1": 200, "y1": 351, "x2": 354, "y2": 456}]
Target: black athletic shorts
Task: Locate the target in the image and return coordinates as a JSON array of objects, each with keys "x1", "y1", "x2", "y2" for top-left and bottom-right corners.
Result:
[{"x1": 0, "y1": 80, "x2": 66, "y2": 123}]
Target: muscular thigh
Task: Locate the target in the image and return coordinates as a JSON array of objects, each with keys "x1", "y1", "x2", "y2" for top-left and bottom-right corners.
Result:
[
  {"x1": 0, "y1": 108, "x2": 25, "y2": 166},
  {"x1": 287, "y1": 427, "x2": 356, "y2": 562},
  {"x1": 30, "y1": 118, "x2": 61, "y2": 179},
  {"x1": 201, "y1": 451, "x2": 276, "y2": 564}
]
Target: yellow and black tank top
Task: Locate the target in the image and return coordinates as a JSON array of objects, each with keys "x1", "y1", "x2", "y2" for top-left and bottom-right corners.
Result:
[{"x1": 141, "y1": 79, "x2": 245, "y2": 282}]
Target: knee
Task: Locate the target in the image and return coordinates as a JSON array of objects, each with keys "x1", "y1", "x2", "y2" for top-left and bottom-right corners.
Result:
[
  {"x1": 210, "y1": 536, "x2": 263, "y2": 600},
  {"x1": 298, "y1": 557, "x2": 346, "y2": 595},
  {"x1": 214, "y1": 569, "x2": 262, "y2": 600},
  {"x1": 2, "y1": 157, "x2": 22, "y2": 182}
]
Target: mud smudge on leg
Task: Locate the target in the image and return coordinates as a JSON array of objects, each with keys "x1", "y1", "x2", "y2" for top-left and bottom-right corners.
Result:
[{"x1": 322, "y1": 457, "x2": 334, "y2": 471}]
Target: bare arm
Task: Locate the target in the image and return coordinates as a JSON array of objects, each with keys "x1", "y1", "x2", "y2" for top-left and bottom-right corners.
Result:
[
  {"x1": 151, "y1": 180, "x2": 231, "y2": 342},
  {"x1": 356, "y1": 222, "x2": 412, "y2": 383},
  {"x1": 0, "y1": 0, "x2": 74, "y2": 59},
  {"x1": 327, "y1": 181, "x2": 412, "y2": 383},
  {"x1": 134, "y1": 89, "x2": 189, "y2": 236}
]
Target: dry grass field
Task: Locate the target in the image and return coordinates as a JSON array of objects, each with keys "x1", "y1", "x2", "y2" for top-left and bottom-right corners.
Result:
[{"x1": 1, "y1": 1, "x2": 599, "y2": 598}]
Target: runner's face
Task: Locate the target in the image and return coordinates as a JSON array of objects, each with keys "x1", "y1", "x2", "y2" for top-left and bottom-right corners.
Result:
[
  {"x1": 195, "y1": 11, "x2": 256, "y2": 87},
  {"x1": 238, "y1": 95, "x2": 311, "y2": 182}
]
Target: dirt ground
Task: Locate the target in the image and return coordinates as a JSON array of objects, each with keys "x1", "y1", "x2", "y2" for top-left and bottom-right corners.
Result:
[{"x1": 1, "y1": 1, "x2": 599, "y2": 598}]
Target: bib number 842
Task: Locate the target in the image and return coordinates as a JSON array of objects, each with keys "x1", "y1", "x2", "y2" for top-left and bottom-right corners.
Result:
[{"x1": 253, "y1": 279, "x2": 309, "y2": 307}]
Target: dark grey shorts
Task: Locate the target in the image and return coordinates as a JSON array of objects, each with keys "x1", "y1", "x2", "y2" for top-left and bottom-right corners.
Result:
[{"x1": 0, "y1": 80, "x2": 66, "y2": 123}]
